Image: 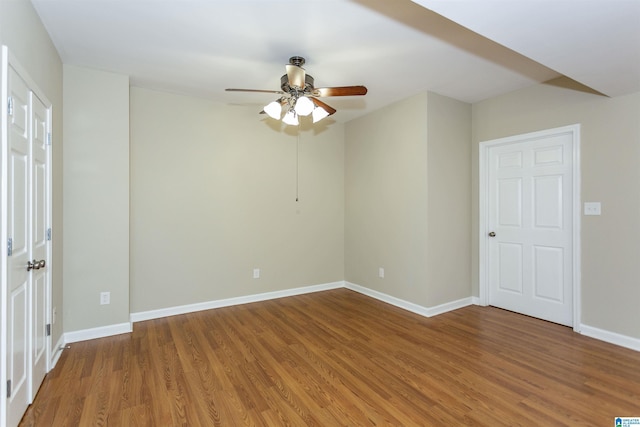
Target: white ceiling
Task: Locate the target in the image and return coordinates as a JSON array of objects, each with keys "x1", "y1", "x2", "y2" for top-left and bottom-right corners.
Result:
[{"x1": 31, "y1": 0, "x2": 640, "y2": 123}]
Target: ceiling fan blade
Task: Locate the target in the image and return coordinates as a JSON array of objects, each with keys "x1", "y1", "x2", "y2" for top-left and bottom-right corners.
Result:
[
  {"x1": 310, "y1": 97, "x2": 336, "y2": 116},
  {"x1": 226, "y1": 88, "x2": 284, "y2": 94},
  {"x1": 313, "y1": 86, "x2": 368, "y2": 97},
  {"x1": 286, "y1": 64, "x2": 306, "y2": 89}
]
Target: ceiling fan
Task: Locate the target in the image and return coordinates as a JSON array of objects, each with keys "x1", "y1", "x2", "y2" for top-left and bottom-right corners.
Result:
[{"x1": 226, "y1": 56, "x2": 367, "y2": 125}]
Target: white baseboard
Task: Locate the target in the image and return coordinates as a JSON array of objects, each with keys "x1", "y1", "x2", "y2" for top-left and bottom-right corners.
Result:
[
  {"x1": 131, "y1": 280, "x2": 474, "y2": 325},
  {"x1": 61, "y1": 283, "x2": 638, "y2": 354},
  {"x1": 579, "y1": 324, "x2": 640, "y2": 352},
  {"x1": 130, "y1": 281, "x2": 345, "y2": 323},
  {"x1": 429, "y1": 296, "x2": 480, "y2": 316},
  {"x1": 64, "y1": 322, "x2": 132, "y2": 344},
  {"x1": 345, "y1": 281, "x2": 476, "y2": 317}
]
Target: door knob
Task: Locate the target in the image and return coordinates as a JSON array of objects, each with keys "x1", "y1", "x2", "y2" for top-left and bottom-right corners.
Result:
[
  {"x1": 488, "y1": 232, "x2": 496, "y2": 237},
  {"x1": 26, "y1": 259, "x2": 46, "y2": 271}
]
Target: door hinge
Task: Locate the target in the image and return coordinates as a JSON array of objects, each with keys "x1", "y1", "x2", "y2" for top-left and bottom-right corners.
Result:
[
  {"x1": 46, "y1": 132, "x2": 52, "y2": 145},
  {"x1": 47, "y1": 228, "x2": 52, "y2": 241},
  {"x1": 7, "y1": 96, "x2": 13, "y2": 116},
  {"x1": 46, "y1": 324, "x2": 51, "y2": 336},
  {"x1": 6, "y1": 380, "x2": 11, "y2": 398},
  {"x1": 7, "y1": 238, "x2": 12, "y2": 256}
]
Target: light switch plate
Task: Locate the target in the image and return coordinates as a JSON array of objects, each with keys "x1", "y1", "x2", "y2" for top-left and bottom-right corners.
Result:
[{"x1": 584, "y1": 202, "x2": 601, "y2": 216}]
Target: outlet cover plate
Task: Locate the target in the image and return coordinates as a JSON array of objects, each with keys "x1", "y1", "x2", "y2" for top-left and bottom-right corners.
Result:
[
  {"x1": 100, "y1": 292, "x2": 110, "y2": 305},
  {"x1": 584, "y1": 202, "x2": 601, "y2": 216}
]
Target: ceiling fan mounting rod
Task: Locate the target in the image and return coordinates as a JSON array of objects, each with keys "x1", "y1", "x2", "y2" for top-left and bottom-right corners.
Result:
[{"x1": 289, "y1": 56, "x2": 305, "y2": 67}]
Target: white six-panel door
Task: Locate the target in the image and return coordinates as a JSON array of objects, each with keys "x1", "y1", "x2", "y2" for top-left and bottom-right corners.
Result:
[
  {"x1": 482, "y1": 126, "x2": 578, "y2": 327},
  {"x1": 6, "y1": 63, "x2": 32, "y2": 427},
  {"x1": 2, "y1": 47, "x2": 52, "y2": 427},
  {"x1": 30, "y1": 94, "x2": 50, "y2": 399}
]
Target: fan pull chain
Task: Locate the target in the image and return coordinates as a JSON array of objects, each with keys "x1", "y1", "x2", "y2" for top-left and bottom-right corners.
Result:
[{"x1": 296, "y1": 129, "x2": 300, "y2": 202}]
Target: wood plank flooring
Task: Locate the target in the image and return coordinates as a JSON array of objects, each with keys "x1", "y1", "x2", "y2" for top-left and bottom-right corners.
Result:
[{"x1": 19, "y1": 289, "x2": 640, "y2": 426}]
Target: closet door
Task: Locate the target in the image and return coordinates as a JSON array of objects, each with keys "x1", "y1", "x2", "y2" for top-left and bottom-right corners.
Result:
[
  {"x1": 30, "y1": 94, "x2": 50, "y2": 398},
  {"x1": 5, "y1": 64, "x2": 31, "y2": 427},
  {"x1": 3, "y1": 49, "x2": 52, "y2": 427}
]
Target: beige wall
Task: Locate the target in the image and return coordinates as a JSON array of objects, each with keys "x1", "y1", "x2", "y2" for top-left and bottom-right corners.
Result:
[
  {"x1": 345, "y1": 91, "x2": 471, "y2": 307},
  {"x1": 63, "y1": 65, "x2": 130, "y2": 331},
  {"x1": 129, "y1": 88, "x2": 345, "y2": 312},
  {"x1": 426, "y1": 92, "x2": 472, "y2": 305},
  {"x1": 472, "y1": 79, "x2": 640, "y2": 339},
  {"x1": 0, "y1": 0, "x2": 64, "y2": 343}
]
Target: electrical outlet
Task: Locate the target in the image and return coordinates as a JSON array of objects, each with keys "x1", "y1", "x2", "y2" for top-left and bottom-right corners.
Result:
[
  {"x1": 253, "y1": 268, "x2": 260, "y2": 279},
  {"x1": 100, "y1": 291, "x2": 110, "y2": 305},
  {"x1": 584, "y1": 202, "x2": 601, "y2": 216},
  {"x1": 379, "y1": 267, "x2": 385, "y2": 278}
]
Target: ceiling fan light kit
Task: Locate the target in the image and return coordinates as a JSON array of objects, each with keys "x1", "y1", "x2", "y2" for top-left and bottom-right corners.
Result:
[
  {"x1": 226, "y1": 56, "x2": 367, "y2": 125},
  {"x1": 294, "y1": 95, "x2": 314, "y2": 116},
  {"x1": 264, "y1": 101, "x2": 283, "y2": 120},
  {"x1": 312, "y1": 107, "x2": 330, "y2": 123},
  {"x1": 282, "y1": 109, "x2": 299, "y2": 126}
]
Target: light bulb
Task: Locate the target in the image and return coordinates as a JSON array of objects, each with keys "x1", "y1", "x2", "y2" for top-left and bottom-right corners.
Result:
[
  {"x1": 264, "y1": 101, "x2": 282, "y2": 120},
  {"x1": 294, "y1": 96, "x2": 314, "y2": 116},
  {"x1": 312, "y1": 106, "x2": 330, "y2": 123},
  {"x1": 282, "y1": 110, "x2": 299, "y2": 126}
]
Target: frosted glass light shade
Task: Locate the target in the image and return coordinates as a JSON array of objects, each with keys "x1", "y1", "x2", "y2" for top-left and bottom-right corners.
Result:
[
  {"x1": 312, "y1": 106, "x2": 330, "y2": 123},
  {"x1": 294, "y1": 96, "x2": 314, "y2": 116},
  {"x1": 264, "y1": 101, "x2": 282, "y2": 119},
  {"x1": 282, "y1": 110, "x2": 299, "y2": 126}
]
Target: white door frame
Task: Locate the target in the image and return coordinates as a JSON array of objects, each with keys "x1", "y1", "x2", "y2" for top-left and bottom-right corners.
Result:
[
  {"x1": 1, "y1": 44, "x2": 9, "y2": 427},
  {"x1": 478, "y1": 124, "x2": 581, "y2": 332}
]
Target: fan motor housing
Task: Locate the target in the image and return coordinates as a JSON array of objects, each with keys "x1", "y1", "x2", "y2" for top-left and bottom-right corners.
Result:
[{"x1": 281, "y1": 74, "x2": 315, "y2": 94}]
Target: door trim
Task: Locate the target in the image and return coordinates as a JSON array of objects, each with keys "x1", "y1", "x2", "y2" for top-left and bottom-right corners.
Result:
[
  {"x1": 478, "y1": 124, "x2": 581, "y2": 332},
  {"x1": 1, "y1": 44, "x2": 8, "y2": 427}
]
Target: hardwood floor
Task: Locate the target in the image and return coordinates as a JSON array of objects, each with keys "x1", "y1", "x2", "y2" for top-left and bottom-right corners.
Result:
[{"x1": 19, "y1": 289, "x2": 640, "y2": 426}]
